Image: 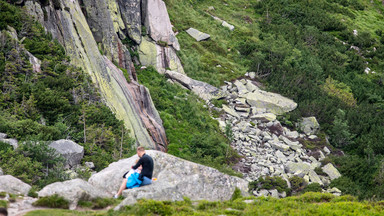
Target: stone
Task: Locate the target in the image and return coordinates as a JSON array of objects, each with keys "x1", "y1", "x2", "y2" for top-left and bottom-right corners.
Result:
[
  {"x1": 251, "y1": 113, "x2": 276, "y2": 122},
  {"x1": 244, "y1": 90, "x2": 297, "y2": 115},
  {"x1": 299, "y1": 117, "x2": 320, "y2": 135},
  {"x1": 0, "y1": 167, "x2": 2, "y2": 175},
  {"x1": 38, "y1": 179, "x2": 110, "y2": 210},
  {"x1": 308, "y1": 135, "x2": 318, "y2": 140},
  {"x1": 222, "y1": 21, "x2": 234, "y2": 31},
  {"x1": 49, "y1": 140, "x2": 84, "y2": 168},
  {"x1": 269, "y1": 189, "x2": 279, "y2": 198},
  {"x1": 246, "y1": 80, "x2": 258, "y2": 92},
  {"x1": 276, "y1": 151, "x2": 287, "y2": 163},
  {"x1": 279, "y1": 191, "x2": 287, "y2": 198},
  {"x1": 285, "y1": 131, "x2": 299, "y2": 139},
  {"x1": 327, "y1": 187, "x2": 341, "y2": 193},
  {"x1": 0, "y1": 138, "x2": 18, "y2": 149},
  {"x1": 303, "y1": 175, "x2": 310, "y2": 183},
  {"x1": 0, "y1": 133, "x2": 6, "y2": 139},
  {"x1": 322, "y1": 163, "x2": 341, "y2": 180},
  {"x1": 208, "y1": 6, "x2": 215, "y2": 10},
  {"x1": 0, "y1": 175, "x2": 31, "y2": 195},
  {"x1": 270, "y1": 142, "x2": 290, "y2": 152},
  {"x1": 139, "y1": 37, "x2": 158, "y2": 67},
  {"x1": 117, "y1": 0, "x2": 142, "y2": 44},
  {"x1": 248, "y1": 72, "x2": 256, "y2": 79},
  {"x1": 234, "y1": 80, "x2": 248, "y2": 94},
  {"x1": 165, "y1": 70, "x2": 226, "y2": 101},
  {"x1": 258, "y1": 189, "x2": 269, "y2": 197},
  {"x1": 285, "y1": 162, "x2": 311, "y2": 174},
  {"x1": 308, "y1": 170, "x2": 323, "y2": 185},
  {"x1": 89, "y1": 151, "x2": 248, "y2": 209},
  {"x1": 186, "y1": 28, "x2": 210, "y2": 41},
  {"x1": 243, "y1": 200, "x2": 254, "y2": 204},
  {"x1": 85, "y1": 162, "x2": 95, "y2": 169},
  {"x1": 320, "y1": 176, "x2": 331, "y2": 186},
  {"x1": 323, "y1": 146, "x2": 331, "y2": 155},
  {"x1": 143, "y1": 0, "x2": 180, "y2": 50}
]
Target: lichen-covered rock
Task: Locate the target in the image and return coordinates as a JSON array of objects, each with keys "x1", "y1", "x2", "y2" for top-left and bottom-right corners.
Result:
[
  {"x1": 251, "y1": 113, "x2": 276, "y2": 122},
  {"x1": 308, "y1": 170, "x2": 323, "y2": 185},
  {"x1": 285, "y1": 162, "x2": 311, "y2": 174},
  {"x1": 223, "y1": 105, "x2": 240, "y2": 118},
  {"x1": 243, "y1": 90, "x2": 297, "y2": 115},
  {"x1": 186, "y1": 28, "x2": 210, "y2": 41},
  {"x1": 143, "y1": 0, "x2": 180, "y2": 50},
  {"x1": 300, "y1": 117, "x2": 320, "y2": 135},
  {"x1": 165, "y1": 70, "x2": 226, "y2": 100},
  {"x1": 117, "y1": 0, "x2": 142, "y2": 44},
  {"x1": 322, "y1": 163, "x2": 341, "y2": 180},
  {"x1": 38, "y1": 179, "x2": 110, "y2": 210},
  {"x1": 89, "y1": 150, "x2": 248, "y2": 209},
  {"x1": 49, "y1": 140, "x2": 84, "y2": 168},
  {"x1": 0, "y1": 175, "x2": 31, "y2": 195}
]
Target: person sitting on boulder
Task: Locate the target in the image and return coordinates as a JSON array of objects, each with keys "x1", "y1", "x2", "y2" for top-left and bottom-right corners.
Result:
[{"x1": 114, "y1": 146, "x2": 154, "y2": 198}]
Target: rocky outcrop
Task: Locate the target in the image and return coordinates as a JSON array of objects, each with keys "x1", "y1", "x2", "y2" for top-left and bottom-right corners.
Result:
[
  {"x1": 165, "y1": 70, "x2": 226, "y2": 100},
  {"x1": 0, "y1": 175, "x2": 31, "y2": 195},
  {"x1": 143, "y1": 0, "x2": 180, "y2": 50},
  {"x1": 118, "y1": 0, "x2": 142, "y2": 44},
  {"x1": 38, "y1": 179, "x2": 110, "y2": 210},
  {"x1": 49, "y1": 140, "x2": 84, "y2": 168},
  {"x1": 25, "y1": 0, "x2": 167, "y2": 151},
  {"x1": 89, "y1": 150, "x2": 248, "y2": 208},
  {"x1": 186, "y1": 28, "x2": 210, "y2": 41}
]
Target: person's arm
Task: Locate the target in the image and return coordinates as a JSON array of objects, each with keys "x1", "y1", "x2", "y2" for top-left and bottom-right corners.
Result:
[{"x1": 132, "y1": 157, "x2": 144, "y2": 169}]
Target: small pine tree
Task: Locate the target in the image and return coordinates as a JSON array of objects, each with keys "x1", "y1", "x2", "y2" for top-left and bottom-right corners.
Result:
[{"x1": 329, "y1": 109, "x2": 354, "y2": 148}]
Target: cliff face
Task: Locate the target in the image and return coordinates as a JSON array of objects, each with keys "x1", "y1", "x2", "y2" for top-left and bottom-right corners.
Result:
[{"x1": 23, "y1": 0, "x2": 181, "y2": 151}]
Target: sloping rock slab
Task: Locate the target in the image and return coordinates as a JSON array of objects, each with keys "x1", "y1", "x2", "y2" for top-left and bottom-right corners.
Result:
[
  {"x1": 165, "y1": 70, "x2": 226, "y2": 100},
  {"x1": 186, "y1": 28, "x2": 210, "y2": 41},
  {"x1": 49, "y1": 140, "x2": 84, "y2": 168},
  {"x1": 0, "y1": 175, "x2": 31, "y2": 195},
  {"x1": 89, "y1": 150, "x2": 248, "y2": 209},
  {"x1": 38, "y1": 179, "x2": 110, "y2": 209},
  {"x1": 243, "y1": 90, "x2": 297, "y2": 115},
  {"x1": 322, "y1": 163, "x2": 341, "y2": 180}
]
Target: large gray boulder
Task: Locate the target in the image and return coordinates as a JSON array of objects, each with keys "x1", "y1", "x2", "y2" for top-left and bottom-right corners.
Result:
[
  {"x1": 299, "y1": 117, "x2": 320, "y2": 135},
  {"x1": 38, "y1": 179, "x2": 110, "y2": 210},
  {"x1": 49, "y1": 140, "x2": 84, "y2": 168},
  {"x1": 165, "y1": 70, "x2": 226, "y2": 100},
  {"x1": 143, "y1": 0, "x2": 180, "y2": 50},
  {"x1": 88, "y1": 150, "x2": 248, "y2": 209},
  {"x1": 322, "y1": 163, "x2": 341, "y2": 180},
  {"x1": 242, "y1": 90, "x2": 297, "y2": 115},
  {"x1": 186, "y1": 28, "x2": 210, "y2": 41},
  {"x1": 0, "y1": 175, "x2": 31, "y2": 195}
]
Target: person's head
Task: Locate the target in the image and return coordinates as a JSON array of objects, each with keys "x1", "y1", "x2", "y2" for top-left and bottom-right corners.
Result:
[
  {"x1": 0, "y1": 208, "x2": 7, "y2": 216},
  {"x1": 137, "y1": 146, "x2": 145, "y2": 157}
]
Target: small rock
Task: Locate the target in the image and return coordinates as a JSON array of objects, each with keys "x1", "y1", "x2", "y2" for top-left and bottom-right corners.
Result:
[
  {"x1": 208, "y1": 6, "x2": 215, "y2": 10},
  {"x1": 0, "y1": 167, "x2": 3, "y2": 175},
  {"x1": 222, "y1": 21, "x2": 235, "y2": 31},
  {"x1": 248, "y1": 72, "x2": 256, "y2": 79},
  {"x1": 243, "y1": 199, "x2": 254, "y2": 204},
  {"x1": 299, "y1": 117, "x2": 320, "y2": 135},
  {"x1": 258, "y1": 189, "x2": 269, "y2": 197},
  {"x1": 308, "y1": 135, "x2": 318, "y2": 140},
  {"x1": 186, "y1": 28, "x2": 210, "y2": 41},
  {"x1": 308, "y1": 170, "x2": 323, "y2": 185},
  {"x1": 251, "y1": 113, "x2": 277, "y2": 122},
  {"x1": 278, "y1": 191, "x2": 287, "y2": 198},
  {"x1": 0, "y1": 133, "x2": 7, "y2": 139},
  {"x1": 85, "y1": 162, "x2": 95, "y2": 169},
  {"x1": 323, "y1": 146, "x2": 331, "y2": 155},
  {"x1": 286, "y1": 162, "x2": 311, "y2": 174},
  {"x1": 269, "y1": 189, "x2": 279, "y2": 198}
]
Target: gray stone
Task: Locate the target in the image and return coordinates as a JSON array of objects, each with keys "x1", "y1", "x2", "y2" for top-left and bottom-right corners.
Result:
[
  {"x1": 38, "y1": 179, "x2": 110, "y2": 210},
  {"x1": 49, "y1": 140, "x2": 84, "y2": 168},
  {"x1": 85, "y1": 162, "x2": 95, "y2": 169},
  {"x1": 0, "y1": 175, "x2": 31, "y2": 195},
  {"x1": 308, "y1": 135, "x2": 318, "y2": 140},
  {"x1": 322, "y1": 163, "x2": 341, "y2": 180},
  {"x1": 0, "y1": 167, "x2": 2, "y2": 175},
  {"x1": 286, "y1": 162, "x2": 311, "y2": 174},
  {"x1": 300, "y1": 117, "x2": 320, "y2": 135},
  {"x1": 117, "y1": 0, "x2": 142, "y2": 44},
  {"x1": 278, "y1": 191, "x2": 287, "y2": 198},
  {"x1": 143, "y1": 0, "x2": 180, "y2": 50},
  {"x1": 323, "y1": 146, "x2": 331, "y2": 155},
  {"x1": 276, "y1": 151, "x2": 287, "y2": 163},
  {"x1": 0, "y1": 138, "x2": 18, "y2": 149},
  {"x1": 327, "y1": 187, "x2": 341, "y2": 193},
  {"x1": 222, "y1": 105, "x2": 240, "y2": 118},
  {"x1": 251, "y1": 113, "x2": 276, "y2": 122},
  {"x1": 222, "y1": 21, "x2": 234, "y2": 31},
  {"x1": 234, "y1": 80, "x2": 248, "y2": 94},
  {"x1": 285, "y1": 130, "x2": 299, "y2": 139},
  {"x1": 0, "y1": 133, "x2": 7, "y2": 139},
  {"x1": 89, "y1": 151, "x2": 248, "y2": 209},
  {"x1": 270, "y1": 142, "x2": 290, "y2": 152},
  {"x1": 244, "y1": 90, "x2": 297, "y2": 115},
  {"x1": 248, "y1": 72, "x2": 256, "y2": 79},
  {"x1": 246, "y1": 80, "x2": 258, "y2": 92},
  {"x1": 269, "y1": 189, "x2": 279, "y2": 198},
  {"x1": 308, "y1": 170, "x2": 323, "y2": 185},
  {"x1": 186, "y1": 28, "x2": 210, "y2": 41},
  {"x1": 258, "y1": 189, "x2": 269, "y2": 197},
  {"x1": 165, "y1": 70, "x2": 226, "y2": 100}
]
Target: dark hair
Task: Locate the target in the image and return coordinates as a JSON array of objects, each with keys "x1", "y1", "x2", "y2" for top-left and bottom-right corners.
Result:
[{"x1": 0, "y1": 208, "x2": 7, "y2": 216}]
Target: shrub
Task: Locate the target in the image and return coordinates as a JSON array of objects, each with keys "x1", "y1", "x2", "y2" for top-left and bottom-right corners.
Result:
[
  {"x1": 250, "y1": 176, "x2": 289, "y2": 193},
  {"x1": 0, "y1": 200, "x2": 7, "y2": 208},
  {"x1": 289, "y1": 176, "x2": 305, "y2": 192},
  {"x1": 303, "y1": 183, "x2": 322, "y2": 193},
  {"x1": 33, "y1": 195, "x2": 69, "y2": 209},
  {"x1": 231, "y1": 187, "x2": 242, "y2": 201}
]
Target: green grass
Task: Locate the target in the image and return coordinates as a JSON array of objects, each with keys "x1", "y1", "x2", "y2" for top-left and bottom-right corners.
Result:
[
  {"x1": 33, "y1": 194, "x2": 70, "y2": 209},
  {"x1": 25, "y1": 192, "x2": 384, "y2": 216}
]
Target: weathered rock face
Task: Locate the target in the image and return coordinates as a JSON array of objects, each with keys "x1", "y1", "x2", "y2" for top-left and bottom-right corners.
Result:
[
  {"x1": 38, "y1": 179, "x2": 110, "y2": 210},
  {"x1": 165, "y1": 70, "x2": 226, "y2": 100},
  {"x1": 0, "y1": 175, "x2": 31, "y2": 195},
  {"x1": 89, "y1": 150, "x2": 248, "y2": 208},
  {"x1": 25, "y1": 0, "x2": 167, "y2": 151},
  {"x1": 49, "y1": 140, "x2": 84, "y2": 168},
  {"x1": 143, "y1": 0, "x2": 180, "y2": 50},
  {"x1": 118, "y1": 0, "x2": 142, "y2": 44}
]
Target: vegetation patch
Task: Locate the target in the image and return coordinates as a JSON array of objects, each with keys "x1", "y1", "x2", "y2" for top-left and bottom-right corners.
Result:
[{"x1": 33, "y1": 194, "x2": 70, "y2": 209}]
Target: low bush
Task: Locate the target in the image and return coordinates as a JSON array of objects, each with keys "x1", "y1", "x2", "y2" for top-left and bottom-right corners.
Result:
[{"x1": 33, "y1": 195, "x2": 69, "y2": 209}]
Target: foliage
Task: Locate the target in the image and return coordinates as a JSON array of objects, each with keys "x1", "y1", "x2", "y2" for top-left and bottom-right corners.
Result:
[
  {"x1": 289, "y1": 176, "x2": 305, "y2": 192},
  {"x1": 303, "y1": 183, "x2": 323, "y2": 193},
  {"x1": 137, "y1": 67, "x2": 241, "y2": 176},
  {"x1": 0, "y1": 200, "x2": 7, "y2": 208},
  {"x1": 249, "y1": 176, "x2": 289, "y2": 194},
  {"x1": 230, "y1": 187, "x2": 242, "y2": 201},
  {"x1": 78, "y1": 198, "x2": 116, "y2": 210},
  {"x1": 33, "y1": 194, "x2": 70, "y2": 209}
]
